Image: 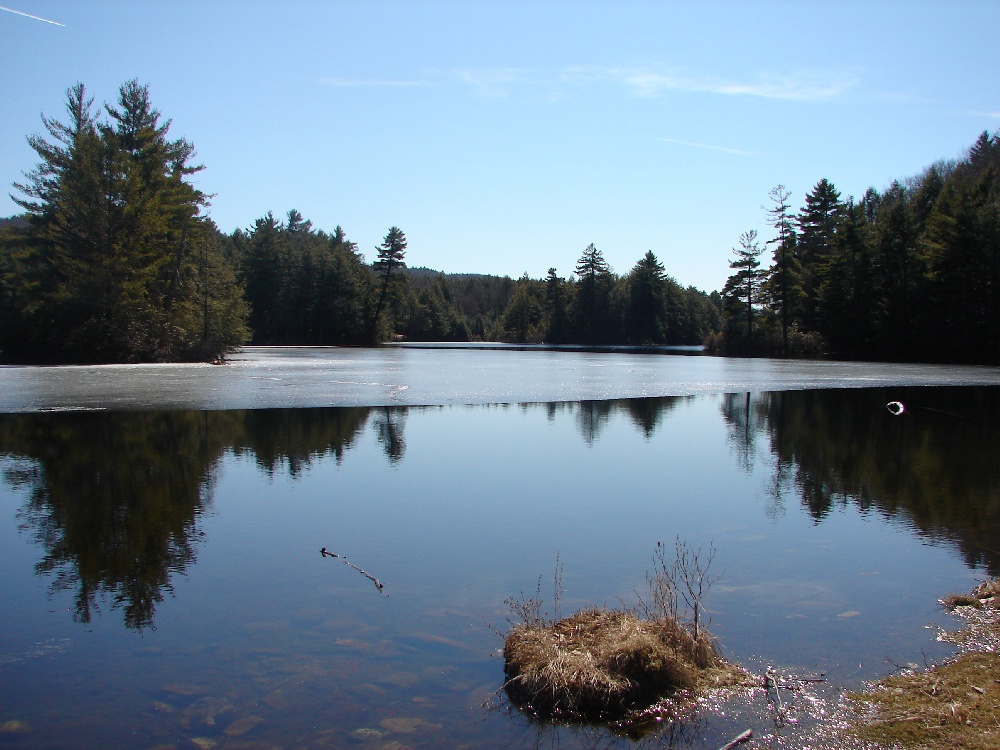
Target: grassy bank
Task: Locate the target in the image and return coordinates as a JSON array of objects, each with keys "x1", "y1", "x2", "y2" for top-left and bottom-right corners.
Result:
[{"x1": 847, "y1": 579, "x2": 1000, "y2": 749}]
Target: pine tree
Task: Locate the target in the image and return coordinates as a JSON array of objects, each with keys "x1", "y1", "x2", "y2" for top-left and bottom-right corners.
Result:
[
  {"x1": 722, "y1": 230, "x2": 766, "y2": 347},
  {"x1": 370, "y1": 226, "x2": 407, "y2": 342},
  {"x1": 8, "y1": 81, "x2": 248, "y2": 362},
  {"x1": 796, "y1": 179, "x2": 843, "y2": 332},
  {"x1": 626, "y1": 250, "x2": 668, "y2": 344},
  {"x1": 571, "y1": 243, "x2": 614, "y2": 343},
  {"x1": 543, "y1": 268, "x2": 570, "y2": 343},
  {"x1": 762, "y1": 185, "x2": 802, "y2": 356}
]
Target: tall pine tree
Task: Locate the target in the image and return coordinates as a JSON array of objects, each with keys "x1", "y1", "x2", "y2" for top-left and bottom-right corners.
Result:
[{"x1": 8, "y1": 81, "x2": 248, "y2": 362}]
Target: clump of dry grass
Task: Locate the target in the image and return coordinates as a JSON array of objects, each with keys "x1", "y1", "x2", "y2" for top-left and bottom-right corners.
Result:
[
  {"x1": 501, "y1": 541, "x2": 745, "y2": 723},
  {"x1": 503, "y1": 608, "x2": 721, "y2": 720},
  {"x1": 941, "y1": 578, "x2": 1000, "y2": 610}
]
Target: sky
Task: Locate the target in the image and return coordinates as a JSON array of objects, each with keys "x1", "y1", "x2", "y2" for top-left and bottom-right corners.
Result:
[{"x1": 1, "y1": 1, "x2": 998, "y2": 293}]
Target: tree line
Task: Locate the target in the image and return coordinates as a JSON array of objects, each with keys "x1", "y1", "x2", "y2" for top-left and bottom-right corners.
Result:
[
  {"x1": 714, "y1": 131, "x2": 1000, "y2": 364},
  {"x1": 2, "y1": 80, "x2": 997, "y2": 364},
  {"x1": 0, "y1": 81, "x2": 718, "y2": 363}
]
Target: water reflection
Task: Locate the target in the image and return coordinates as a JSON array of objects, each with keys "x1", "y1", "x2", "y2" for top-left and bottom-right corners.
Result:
[
  {"x1": 0, "y1": 408, "x2": 372, "y2": 630},
  {"x1": 2, "y1": 387, "x2": 999, "y2": 634},
  {"x1": 1, "y1": 411, "x2": 230, "y2": 630},
  {"x1": 236, "y1": 406, "x2": 370, "y2": 476},
  {"x1": 538, "y1": 397, "x2": 685, "y2": 443},
  {"x1": 722, "y1": 387, "x2": 1000, "y2": 573},
  {"x1": 372, "y1": 406, "x2": 409, "y2": 464}
]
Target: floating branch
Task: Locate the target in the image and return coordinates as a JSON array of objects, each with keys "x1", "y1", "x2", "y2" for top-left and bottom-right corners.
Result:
[
  {"x1": 717, "y1": 729, "x2": 752, "y2": 750},
  {"x1": 320, "y1": 547, "x2": 386, "y2": 594},
  {"x1": 886, "y1": 400, "x2": 966, "y2": 419}
]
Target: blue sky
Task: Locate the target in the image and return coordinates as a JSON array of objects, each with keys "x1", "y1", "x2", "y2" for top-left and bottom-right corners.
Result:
[{"x1": 2, "y1": 1, "x2": 998, "y2": 293}]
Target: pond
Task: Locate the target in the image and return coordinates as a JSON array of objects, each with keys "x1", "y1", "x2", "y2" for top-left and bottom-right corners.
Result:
[{"x1": 1, "y1": 347, "x2": 999, "y2": 749}]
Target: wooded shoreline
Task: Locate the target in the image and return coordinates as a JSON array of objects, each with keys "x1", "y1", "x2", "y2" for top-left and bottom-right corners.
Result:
[{"x1": 2, "y1": 80, "x2": 997, "y2": 366}]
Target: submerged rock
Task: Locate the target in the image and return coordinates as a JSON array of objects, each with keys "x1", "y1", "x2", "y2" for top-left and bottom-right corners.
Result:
[
  {"x1": 0, "y1": 720, "x2": 31, "y2": 734},
  {"x1": 378, "y1": 716, "x2": 441, "y2": 734},
  {"x1": 178, "y1": 697, "x2": 234, "y2": 729},
  {"x1": 381, "y1": 671, "x2": 418, "y2": 689},
  {"x1": 349, "y1": 727, "x2": 386, "y2": 741},
  {"x1": 223, "y1": 715, "x2": 263, "y2": 737}
]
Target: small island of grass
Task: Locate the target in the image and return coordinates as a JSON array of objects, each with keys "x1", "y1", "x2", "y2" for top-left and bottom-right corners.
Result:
[
  {"x1": 500, "y1": 540, "x2": 752, "y2": 735},
  {"x1": 503, "y1": 606, "x2": 745, "y2": 723}
]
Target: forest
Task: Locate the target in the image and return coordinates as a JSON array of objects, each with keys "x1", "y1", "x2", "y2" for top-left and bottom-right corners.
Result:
[
  {"x1": 715, "y1": 132, "x2": 1000, "y2": 365},
  {"x1": 1, "y1": 80, "x2": 997, "y2": 364}
]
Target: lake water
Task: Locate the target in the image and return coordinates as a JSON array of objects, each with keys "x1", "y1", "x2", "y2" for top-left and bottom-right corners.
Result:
[{"x1": 1, "y1": 347, "x2": 1000, "y2": 749}]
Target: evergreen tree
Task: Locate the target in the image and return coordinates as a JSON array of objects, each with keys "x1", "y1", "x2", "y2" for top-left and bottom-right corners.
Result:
[
  {"x1": 818, "y1": 199, "x2": 875, "y2": 357},
  {"x1": 571, "y1": 243, "x2": 614, "y2": 343},
  {"x1": 721, "y1": 230, "x2": 766, "y2": 347},
  {"x1": 236, "y1": 212, "x2": 371, "y2": 345},
  {"x1": 871, "y1": 182, "x2": 923, "y2": 359},
  {"x1": 543, "y1": 267, "x2": 570, "y2": 343},
  {"x1": 796, "y1": 179, "x2": 843, "y2": 331},
  {"x1": 239, "y1": 212, "x2": 286, "y2": 342},
  {"x1": 7, "y1": 80, "x2": 248, "y2": 363},
  {"x1": 370, "y1": 226, "x2": 407, "y2": 342},
  {"x1": 924, "y1": 158, "x2": 1000, "y2": 363},
  {"x1": 625, "y1": 250, "x2": 668, "y2": 344},
  {"x1": 499, "y1": 274, "x2": 545, "y2": 342},
  {"x1": 762, "y1": 184, "x2": 802, "y2": 356}
]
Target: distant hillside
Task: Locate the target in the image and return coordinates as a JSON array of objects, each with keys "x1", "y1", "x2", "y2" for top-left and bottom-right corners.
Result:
[
  {"x1": 404, "y1": 265, "x2": 510, "y2": 282},
  {"x1": 0, "y1": 215, "x2": 29, "y2": 230}
]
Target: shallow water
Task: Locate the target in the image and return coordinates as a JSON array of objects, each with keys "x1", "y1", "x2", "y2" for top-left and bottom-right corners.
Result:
[{"x1": 1, "y1": 348, "x2": 999, "y2": 749}]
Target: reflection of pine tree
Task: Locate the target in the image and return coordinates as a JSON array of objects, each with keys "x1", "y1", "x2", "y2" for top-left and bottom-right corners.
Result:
[
  {"x1": 0, "y1": 406, "x2": 397, "y2": 630},
  {"x1": 373, "y1": 407, "x2": 407, "y2": 464},
  {"x1": 575, "y1": 401, "x2": 613, "y2": 444},
  {"x1": 240, "y1": 407, "x2": 371, "y2": 477},
  {"x1": 720, "y1": 392, "x2": 761, "y2": 472},
  {"x1": 622, "y1": 397, "x2": 682, "y2": 439},
  {"x1": 752, "y1": 388, "x2": 1000, "y2": 574},
  {"x1": 6, "y1": 411, "x2": 231, "y2": 629}
]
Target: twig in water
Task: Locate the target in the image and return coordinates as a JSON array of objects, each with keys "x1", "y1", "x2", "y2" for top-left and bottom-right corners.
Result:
[
  {"x1": 320, "y1": 547, "x2": 386, "y2": 594},
  {"x1": 717, "y1": 728, "x2": 752, "y2": 750},
  {"x1": 765, "y1": 667, "x2": 797, "y2": 727}
]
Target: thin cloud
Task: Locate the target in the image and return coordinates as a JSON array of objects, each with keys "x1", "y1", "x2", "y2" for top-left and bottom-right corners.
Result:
[
  {"x1": 0, "y1": 4, "x2": 64, "y2": 25},
  {"x1": 315, "y1": 64, "x2": 857, "y2": 105},
  {"x1": 316, "y1": 77, "x2": 428, "y2": 88},
  {"x1": 449, "y1": 68, "x2": 531, "y2": 98},
  {"x1": 660, "y1": 136, "x2": 758, "y2": 157},
  {"x1": 610, "y1": 66, "x2": 858, "y2": 102}
]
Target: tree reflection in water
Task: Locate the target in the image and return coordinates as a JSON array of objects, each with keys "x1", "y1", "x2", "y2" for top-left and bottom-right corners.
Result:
[
  {"x1": 721, "y1": 386, "x2": 1000, "y2": 574},
  {"x1": 0, "y1": 407, "x2": 371, "y2": 629},
  {"x1": 2, "y1": 386, "x2": 999, "y2": 632}
]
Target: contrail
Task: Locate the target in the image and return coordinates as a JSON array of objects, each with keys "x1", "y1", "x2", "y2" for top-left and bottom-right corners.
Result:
[
  {"x1": 0, "y1": 4, "x2": 65, "y2": 26},
  {"x1": 659, "y1": 136, "x2": 757, "y2": 157}
]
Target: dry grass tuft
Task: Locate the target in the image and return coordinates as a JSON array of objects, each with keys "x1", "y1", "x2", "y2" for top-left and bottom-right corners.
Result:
[
  {"x1": 941, "y1": 578, "x2": 1000, "y2": 610},
  {"x1": 503, "y1": 608, "x2": 726, "y2": 721}
]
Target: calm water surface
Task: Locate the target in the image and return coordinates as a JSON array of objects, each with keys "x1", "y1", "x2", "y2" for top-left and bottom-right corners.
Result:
[{"x1": 1, "y1": 347, "x2": 1000, "y2": 749}]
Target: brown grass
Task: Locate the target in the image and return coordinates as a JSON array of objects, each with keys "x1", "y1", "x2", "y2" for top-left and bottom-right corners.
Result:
[
  {"x1": 847, "y1": 578, "x2": 1000, "y2": 750},
  {"x1": 503, "y1": 607, "x2": 729, "y2": 721},
  {"x1": 941, "y1": 578, "x2": 1000, "y2": 610}
]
